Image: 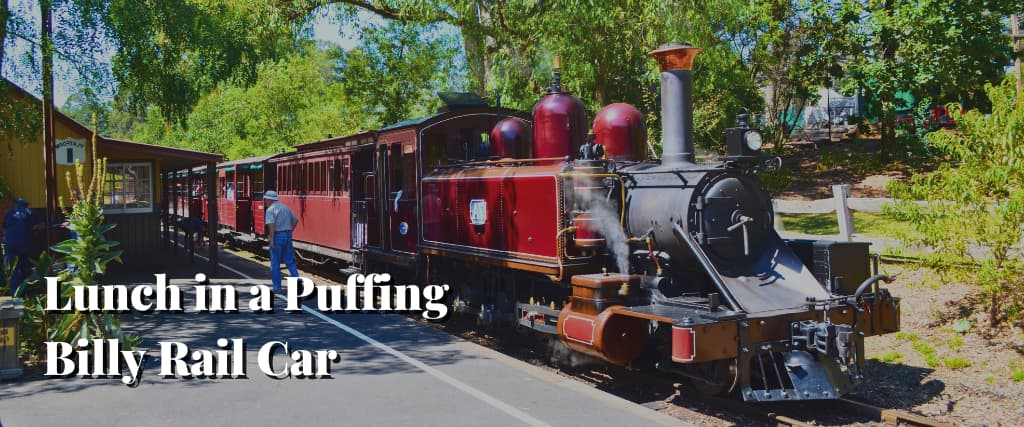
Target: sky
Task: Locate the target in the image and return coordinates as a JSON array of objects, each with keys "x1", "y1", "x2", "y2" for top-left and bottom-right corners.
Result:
[{"x1": 0, "y1": 1, "x2": 368, "y2": 108}]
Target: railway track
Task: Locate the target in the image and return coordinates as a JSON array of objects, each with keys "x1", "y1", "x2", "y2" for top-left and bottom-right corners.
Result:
[{"x1": 218, "y1": 243, "x2": 949, "y2": 427}]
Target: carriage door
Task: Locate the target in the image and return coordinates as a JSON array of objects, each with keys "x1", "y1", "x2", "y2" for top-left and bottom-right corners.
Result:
[{"x1": 386, "y1": 142, "x2": 416, "y2": 253}]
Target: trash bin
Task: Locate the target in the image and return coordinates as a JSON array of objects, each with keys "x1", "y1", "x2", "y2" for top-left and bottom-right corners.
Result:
[{"x1": 0, "y1": 297, "x2": 23, "y2": 380}]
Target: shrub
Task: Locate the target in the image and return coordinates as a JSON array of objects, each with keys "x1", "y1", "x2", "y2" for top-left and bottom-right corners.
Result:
[{"x1": 885, "y1": 79, "x2": 1024, "y2": 327}]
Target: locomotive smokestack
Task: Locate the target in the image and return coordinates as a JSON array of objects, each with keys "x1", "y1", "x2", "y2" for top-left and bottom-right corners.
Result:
[{"x1": 648, "y1": 43, "x2": 702, "y2": 165}]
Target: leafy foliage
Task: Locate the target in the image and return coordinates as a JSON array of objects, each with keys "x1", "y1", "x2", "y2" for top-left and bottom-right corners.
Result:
[
  {"x1": 885, "y1": 79, "x2": 1024, "y2": 327},
  {"x1": 102, "y1": 0, "x2": 300, "y2": 123},
  {"x1": 835, "y1": 0, "x2": 1017, "y2": 151}
]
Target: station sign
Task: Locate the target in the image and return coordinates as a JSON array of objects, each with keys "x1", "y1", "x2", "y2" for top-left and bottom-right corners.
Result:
[{"x1": 55, "y1": 138, "x2": 87, "y2": 166}]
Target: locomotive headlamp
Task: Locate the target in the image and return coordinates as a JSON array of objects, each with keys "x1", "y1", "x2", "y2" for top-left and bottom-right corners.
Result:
[
  {"x1": 743, "y1": 130, "x2": 762, "y2": 152},
  {"x1": 726, "y1": 113, "x2": 763, "y2": 161}
]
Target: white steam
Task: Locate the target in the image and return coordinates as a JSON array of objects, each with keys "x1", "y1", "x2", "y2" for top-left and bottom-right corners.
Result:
[{"x1": 575, "y1": 175, "x2": 630, "y2": 274}]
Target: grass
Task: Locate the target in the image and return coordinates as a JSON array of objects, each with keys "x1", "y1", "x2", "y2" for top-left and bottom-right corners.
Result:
[
  {"x1": 778, "y1": 211, "x2": 924, "y2": 239},
  {"x1": 1012, "y1": 363, "x2": 1024, "y2": 382},
  {"x1": 912, "y1": 342, "x2": 941, "y2": 368},
  {"x1": 875, "y1": 351, "x2": 903, "y2": 363},
  {"x1": 943, "y1": 357, "x2": 972, "y2": 370},
  {"x1": 895, "y1": 331, "x2": 920, "y2": 342}
]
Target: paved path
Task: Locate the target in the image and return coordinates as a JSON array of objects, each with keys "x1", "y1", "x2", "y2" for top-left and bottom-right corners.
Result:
[
  {"x1": 0, "y1": 250, "x2": 685, "y2": 427},
  {"x1": 773, "y1": 197, "x2": 925, "y2": 214}
]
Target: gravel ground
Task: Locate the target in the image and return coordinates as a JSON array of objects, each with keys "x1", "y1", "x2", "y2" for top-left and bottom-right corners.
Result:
[{"x1": 853, "y1": 265, "x2": 1024, "y2": 426}]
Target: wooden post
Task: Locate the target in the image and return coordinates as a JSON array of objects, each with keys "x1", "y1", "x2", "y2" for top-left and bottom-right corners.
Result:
[
  {"x1": 162, "y1": 172, "x2": 169, "y2": 247},
  {"x1": 833, "y1": 184, "x2": 854, "y2": 241},
  {"x1": 40, "y1": 0, "x2": 57, "y2": 245},
  {"x1": 206, "y1": 162, "x2": 219, "y2": 274}
]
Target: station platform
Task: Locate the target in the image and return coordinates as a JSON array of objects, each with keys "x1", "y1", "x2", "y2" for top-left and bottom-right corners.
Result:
[{"x1": 0, "y1": 247, "x2": 686, "y2": 427}]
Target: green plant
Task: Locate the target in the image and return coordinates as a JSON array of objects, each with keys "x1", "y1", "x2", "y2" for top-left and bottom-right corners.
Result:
[
  {"x1": 912, "y1": 341, "x2": 940, "y2": 367},
  {"x1": 895, "y1": 331, "x2": 920, "y2": 342},
  {"x1": 885, "y1": 79, "x2": 1024, "y2": 328},
  {"x1": 876, "y1": 351, "x2": 903, "y2": 363},
  {"x1": 1011, "y1": 361, "x2": 1024, "y2": 382},
  {"x1": 943, "y1": 357, "x2": 971, "y2": 370},
  {"x1": 18, "y1": 117, "x2": 138, "y2": 359}
]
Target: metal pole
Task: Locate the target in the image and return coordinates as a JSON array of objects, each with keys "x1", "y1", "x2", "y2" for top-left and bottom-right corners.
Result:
[
  {"x1": 1013, "y1": 13, "x2": 1022, "y2": 101},
  {"x1": 827, "y1": 84, "x2": 832, "y2": 142},
  {"x1": 206, "y1": 162, "x2": 219, "y2": 274}
]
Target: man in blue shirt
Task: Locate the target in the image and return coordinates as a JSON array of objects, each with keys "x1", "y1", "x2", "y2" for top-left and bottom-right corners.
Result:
[
  {"x1": 3, "y1": 198, "x2": 39, "y2": 295},
  {"x1": 263, "y1": 191, "x2": 299, "y2": 292}
]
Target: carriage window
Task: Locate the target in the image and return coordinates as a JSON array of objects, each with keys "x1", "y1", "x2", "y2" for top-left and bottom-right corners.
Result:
[
  {"x1": 312, "y1": 162, "x2": 318, "y2": 192},
  {"x1": 253, "y1": 167, "x2": 264, "y2": 198},
  {"x1": 320, "y1": 161, "x2": 328, "y2": 192},
  {"x1": 329, "y1": 160, "x2": 337, "y2": 192},
  {"x1": 342, "y1": 158, "x2": 350, "y2": 194},
  {"x1": 403, "y1": 152, "x2": 415, "y2": 193},
  {"x1": 103, "y1": 162, "x2": 153, "y2": 214},
  {"x1": 389, "y1": 143, "x2": 403, "y2": 193}
]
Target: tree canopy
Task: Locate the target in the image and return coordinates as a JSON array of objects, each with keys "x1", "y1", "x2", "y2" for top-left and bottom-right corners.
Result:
[{"x1": 1, "y1": 0, "x2": 1020, "y2": 158}]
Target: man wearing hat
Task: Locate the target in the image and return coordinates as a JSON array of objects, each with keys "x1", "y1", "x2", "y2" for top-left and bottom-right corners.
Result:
[
  {"x1": 3, "y1": 198, "x2": 39, "y2": 294},
  {"x1": 263, "y1": 191, "x2": 299, "y2": 292}
]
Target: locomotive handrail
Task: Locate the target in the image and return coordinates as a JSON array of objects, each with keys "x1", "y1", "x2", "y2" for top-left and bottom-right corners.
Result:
[
  {"x1": 557, "y1": 172, "x2": 627, "y2": 225},
  {"x1": 852, "y1": 274, "x2": 892, "y2": 303},
  {"x1": 432, "y1": 156, "x2": 569, "y2": 169},
  {"x1": 671, "y1": 223, "x2": 741, "y2": 312}
]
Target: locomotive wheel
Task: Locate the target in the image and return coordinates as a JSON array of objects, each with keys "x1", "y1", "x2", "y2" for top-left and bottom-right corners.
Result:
[{"x1": 689, "y1": 359, "x2": 739, "y2": 397}]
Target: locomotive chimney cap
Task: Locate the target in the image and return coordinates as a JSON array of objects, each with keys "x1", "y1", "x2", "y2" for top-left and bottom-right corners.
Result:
[{"x1": 648, "y1": 43, "x2": 702, "y2": 72}]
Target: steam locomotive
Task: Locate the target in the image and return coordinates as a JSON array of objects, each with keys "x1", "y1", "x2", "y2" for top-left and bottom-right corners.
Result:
[{"x1": 171, "y1": 43, "x2": 901, "y2": 401}]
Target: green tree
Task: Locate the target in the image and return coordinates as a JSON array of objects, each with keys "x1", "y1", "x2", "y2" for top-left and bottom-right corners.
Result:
[
  {"x1": 885, "y1": 78, "x2": 1024, "y2": 327},
  {"x1": 838, "y1": 0, "x2": 1016, "y2": 152},
  {"x1": 742, "y1": 0, "x2": 842, "y2": 148},
  {"x1": 341, "y1": 21, "x2": 463, "y2": 126},
  {"x1": 169, "y1": 46, "x2": 374, "y2": 158},
  {"x1": 102, "y1": 0, "x2": 299, "y2": 123}
]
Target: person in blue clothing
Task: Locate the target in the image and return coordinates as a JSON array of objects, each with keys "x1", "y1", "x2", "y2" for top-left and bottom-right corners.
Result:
[
  {"x1": 3, "y1": 198, "x2": 40, "y2": 295},
  {"x1": 263, "y1": 191, "x2": 298, "y2": 293},
  {"x1": 177, "y1": 213, "x2": 206, "y2": 255}
]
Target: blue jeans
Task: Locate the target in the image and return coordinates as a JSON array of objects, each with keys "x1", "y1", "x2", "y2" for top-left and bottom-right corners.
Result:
[
  {"x1": 269, "y1": 232, "x2": 299, "y2": 292},
  {"x1": 4, "y1": 248, "x2": 30, "y2": 296}
]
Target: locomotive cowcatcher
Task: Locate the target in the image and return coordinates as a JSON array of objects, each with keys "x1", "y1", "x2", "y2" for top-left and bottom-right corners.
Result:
[{"x1": 195, "y1": 43, "x2": 901, "y2": 402}]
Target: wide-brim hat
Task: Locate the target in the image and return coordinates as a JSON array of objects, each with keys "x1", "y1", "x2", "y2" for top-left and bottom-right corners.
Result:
[{"x1": 263, "y1": 191, "x2": 278, "y2": 201}]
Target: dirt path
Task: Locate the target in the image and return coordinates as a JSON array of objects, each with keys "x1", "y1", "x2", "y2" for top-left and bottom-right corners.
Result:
[{"x1": 772, "y1": 139, "x2": 939, "y2": 200}]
